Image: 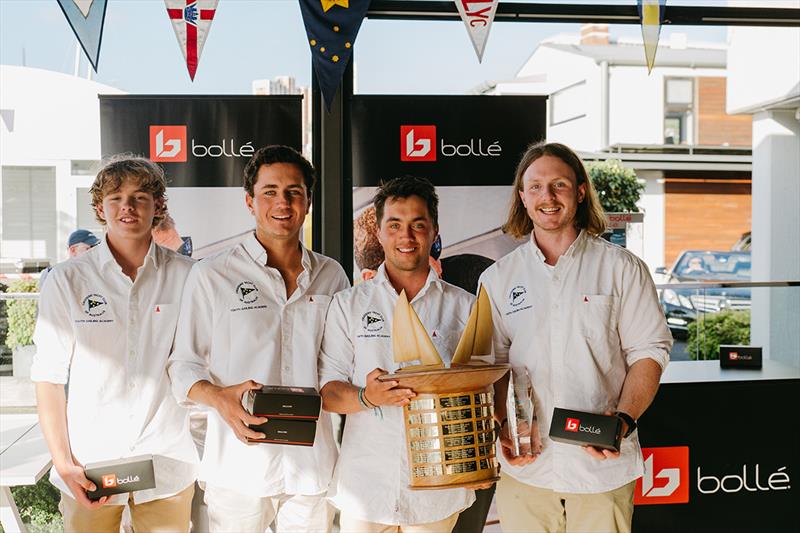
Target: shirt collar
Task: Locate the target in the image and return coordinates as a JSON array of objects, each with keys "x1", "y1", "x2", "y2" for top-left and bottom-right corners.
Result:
[
  {"x1": 528, "y1": 228, "x2": 587, "y2": 264},
  {"x1": 373, "y1": 262, "x2": 443, "y2": 300},
  {"x1": 96, "y1": 234, "x2": 160, "y2": 271},
  {"x1": 242, "y1": 231, "x2": 313, "y2": 273}
]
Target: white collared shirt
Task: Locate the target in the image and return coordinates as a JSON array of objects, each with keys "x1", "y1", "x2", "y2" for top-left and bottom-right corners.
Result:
[
  {"x1": 479, "y1": 230, "x2": 672, "y2": 494},
  {"x1": 167, "y1": 233, "x2": 349, "y2": 497},
  {"x1": 319, "y1": 264, "x2": 476, "y2": 525},
  {"x1": 31, "y1": 237, "x2": 198, "y2": 504}
]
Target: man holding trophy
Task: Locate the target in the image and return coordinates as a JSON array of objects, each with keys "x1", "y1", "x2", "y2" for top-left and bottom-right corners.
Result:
[
  {"x1": 319, "y1": 176, "x2": 477, "y2": 532},
  {"x1": 480, "y1": 142, "x2": 672, "y2": 533}
]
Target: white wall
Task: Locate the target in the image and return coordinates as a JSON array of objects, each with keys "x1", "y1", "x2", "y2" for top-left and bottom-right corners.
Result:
[{"x1": 637, "y1": 170, "x2": 666, "y2": 273}]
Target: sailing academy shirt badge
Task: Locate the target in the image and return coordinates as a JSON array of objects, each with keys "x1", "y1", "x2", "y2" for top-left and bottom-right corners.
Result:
[
  {"x1": 358, "y1": 310, "x2": 389, "y2": 339},
  {"x1": 76, "y1": 294, "x2": 113, "y2": 323},
  {"x1": 230, "y1": 281, "x2": 267, "y2": 312},
  {"x1": 506, "y1": 285, "x2": 532, "y2": 316}
]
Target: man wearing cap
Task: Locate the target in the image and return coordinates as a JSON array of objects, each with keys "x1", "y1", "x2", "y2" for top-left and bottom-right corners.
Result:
[{"x1": 38, "y1": 229, "x2": 101, "y2": 288}]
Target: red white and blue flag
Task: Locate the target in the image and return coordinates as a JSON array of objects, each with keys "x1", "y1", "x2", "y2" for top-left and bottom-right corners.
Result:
[{"x1": 165, "y1": 0, "x2": 218, "y2": 81}]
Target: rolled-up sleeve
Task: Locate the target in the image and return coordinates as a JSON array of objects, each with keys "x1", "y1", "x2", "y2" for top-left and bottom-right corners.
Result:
[
  {"x1": 167, "y1": 264, "x2": 214, "y2": 406},
  {"x1": 618, "y1": 258, "x2": 672, "y2": 370},
  {"x1": 31, "y1": 269, "x2": 74, "y2": 384},
  {"x1": 318, "y1": 293, "x2": 355, "y2": 389}
]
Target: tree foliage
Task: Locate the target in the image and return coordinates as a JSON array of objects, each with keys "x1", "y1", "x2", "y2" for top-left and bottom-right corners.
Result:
[
  {"x1": 687, "y1": 310, "x2": 751, "y2": 361},
  {"x1": 586, "y1": 159, "x2": 644, "y2": 213},
  {"x1": 4, "y1": 279, "x2": 38, "y2": 348}
]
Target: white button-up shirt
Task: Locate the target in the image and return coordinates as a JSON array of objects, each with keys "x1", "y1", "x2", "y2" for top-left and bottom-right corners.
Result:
[
  {"x1": 31, "y1": 238, "x2": 198, "y2": 504},
  {"x1": 168, "y1": 233, "x2": 349, "y2": 497},
  {"x1": 319, "y1": 264, "x2": 476, "y2": 525},
  {"x1": 479, "y1": 231, "x2": 672, "y2": 494}
]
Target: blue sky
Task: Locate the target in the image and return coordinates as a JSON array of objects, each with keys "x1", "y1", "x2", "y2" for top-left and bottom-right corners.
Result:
[{"x1": 0, "y1": 0, "x2": 726, "y2": 95}]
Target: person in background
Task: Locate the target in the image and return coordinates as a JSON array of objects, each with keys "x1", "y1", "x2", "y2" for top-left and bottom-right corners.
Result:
[
  {"x1": 38, "y1": 229, "x2": 100, "y2": 289},
  {"x1": 152, "y1": 210, "x2": 193, "y2": 257}
]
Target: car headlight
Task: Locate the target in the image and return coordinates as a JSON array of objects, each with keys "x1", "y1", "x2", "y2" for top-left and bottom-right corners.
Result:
[
  {"x1": 663, "y1": 289, "x2": 693, "y2": 309},
  {"x1": 678, "y1": 294, "x2": 694, "y2": 309}
]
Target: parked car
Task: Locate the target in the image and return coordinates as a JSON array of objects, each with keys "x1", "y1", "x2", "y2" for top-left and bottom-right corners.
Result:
[{"x1": 656, "y1": 250, "x2": 751, "y2": 338}]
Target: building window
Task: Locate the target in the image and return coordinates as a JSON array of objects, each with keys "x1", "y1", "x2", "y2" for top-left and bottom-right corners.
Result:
[
  {"x1": 71, "y1": 160, "x2": 100, "y2": 176},
  {"x1": 664, "y1": 78, "x2": 694, "y2": 144},
  {"x1": 1, "y1": 166, "x2": 57, "y2": 270},
  {"x1": 550, "y1": 80, "x2": 587, "y2": 126}
]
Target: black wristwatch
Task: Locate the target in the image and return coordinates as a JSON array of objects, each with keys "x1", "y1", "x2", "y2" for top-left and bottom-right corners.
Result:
[{"x1": 615, "y1": 411, "x2": 637, "y2": 438}]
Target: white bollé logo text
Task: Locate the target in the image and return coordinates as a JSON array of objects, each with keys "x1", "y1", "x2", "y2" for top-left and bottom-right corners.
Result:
[
  {"x1": 697, "y1": 464, "x2": 791, "y2": 494},
  {"x1": 192, "y1": 139, "x2": 255, "y2": 158},
  {"x1": 440, "y1": 138, "x2": 501, "y2": 157}
]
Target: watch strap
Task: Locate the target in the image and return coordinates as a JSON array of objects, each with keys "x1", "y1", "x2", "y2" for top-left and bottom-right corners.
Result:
[{"x1": 615, "y1": 411, "x2": 636, "y2": 438}]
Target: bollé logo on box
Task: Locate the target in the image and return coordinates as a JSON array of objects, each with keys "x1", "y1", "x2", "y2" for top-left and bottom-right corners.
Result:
[
  {"x1": 102, "y1": 474, "x2": 117, "y2": 488},
  {"x1": 150, "y1": 126, "x2": 187, "y2": 162},
  {"x1": 634, "y1": 446, "x2": 689, "y2": 505},
  {"x1": 401, "y1": 125, "x2": 436, "y2": 162},
  {"x1": 565, "y1": 418, "x2": 579, "y2": 432}
]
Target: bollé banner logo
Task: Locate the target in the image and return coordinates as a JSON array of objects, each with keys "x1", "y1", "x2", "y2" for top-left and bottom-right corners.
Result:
[
  {"x1": 400, "y1": 125, "x2": 502, "y2": 162},
  {"x1": 149, "y1": 125, "x2": 255, "y2": 162},
  {"x1": 400, "y1": 125, "x2": 436, "y2": 162},
  {"x1": 150, "y1": 126, "x2": 187, "y2": 162},
  {"x1": 634, "y1": 446, "x2": 690, "y2": 505}
]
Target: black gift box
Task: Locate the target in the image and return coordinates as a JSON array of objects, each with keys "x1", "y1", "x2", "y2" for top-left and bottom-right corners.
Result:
[
  {"x1": 549, "y1": 408, "x2": 622, "y2": 452},
  {"x1": 245, "y1": 385, "x2": 321, "y2": 445},
  {"x1": 85, "y1": 455, "x2": 156, "y2": 500},
  {"x1": 719, "y1": 345, "x2": 763, "y2": 369},
  {"x1": 245, "y1": 385, "x2": 321, "y2": 419}
]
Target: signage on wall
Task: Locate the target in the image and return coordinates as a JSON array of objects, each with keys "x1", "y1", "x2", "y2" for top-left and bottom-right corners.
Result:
[
  {"x1": 350, "y1": 95, "x2": 547, "y2": 187},
  {"x1": 100, "y1": 95, "x2": 302, "y2": 187}
]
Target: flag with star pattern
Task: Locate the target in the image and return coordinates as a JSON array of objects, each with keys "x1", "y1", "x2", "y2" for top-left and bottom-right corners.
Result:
[
  {"x1": 56, "y1": 0, "x2": 108, "y2": 71},
  {"x1": 299, "y1": 0, "x2": 371, "y2": 110},
  {"x1": 165, "y1": 0, "x2": 219, "y2": 81}
]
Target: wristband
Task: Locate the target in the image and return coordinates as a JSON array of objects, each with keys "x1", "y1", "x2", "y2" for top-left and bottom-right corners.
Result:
[{"x1": 615, "y1": 411, "x2": 637, "y2": 438}]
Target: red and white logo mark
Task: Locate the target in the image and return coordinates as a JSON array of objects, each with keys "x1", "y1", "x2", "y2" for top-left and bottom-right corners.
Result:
[
  {"x1": 102, "y1": 474, "x2": 118, "y2": 488},
  {"x1": 565, "y1": 418, "x2": 579, "y2": 432},
  {"x1": 635, "y1": 446, "x2": 690, "y2": 505},
  {"x1": 150, "y1": 125, "x2": 187, "y2": 162},
  {"x1": 400, "y1": 125, "x2": 436, "y2": 162}
]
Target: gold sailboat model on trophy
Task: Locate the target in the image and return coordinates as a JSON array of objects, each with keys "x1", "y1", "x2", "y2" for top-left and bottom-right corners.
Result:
[{"x1": 379, "y1": 287, "x2": 510, "y2": 489}]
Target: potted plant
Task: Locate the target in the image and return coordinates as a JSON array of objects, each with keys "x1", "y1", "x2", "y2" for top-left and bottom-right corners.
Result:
[{"x1": 4, "y1": 279, "x2": 38, "y2": 378}]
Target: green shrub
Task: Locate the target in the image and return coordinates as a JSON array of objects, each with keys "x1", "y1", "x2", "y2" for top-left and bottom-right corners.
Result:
[
  {"x1": 4, "y1": 279, "x2": 38, "y2": 349},
  {"x1": 586, "y1": 159, "x2": 644, "y2": 213},
  {"x1": 687, "y1": 310, "x2": 750, "y2": 361},
  {"x1": 9, "y1": 477, "x2": 62, "y2": 532}
]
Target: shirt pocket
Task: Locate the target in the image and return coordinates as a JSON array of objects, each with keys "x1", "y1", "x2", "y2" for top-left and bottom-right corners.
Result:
[{"x1": 577, "y1": 295, "x2": 619, "y2": 340}]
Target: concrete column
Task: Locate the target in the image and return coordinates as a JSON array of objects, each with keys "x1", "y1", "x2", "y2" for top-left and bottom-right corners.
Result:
[
  {"x1": 750, "y1": 110, "x2": 800, "y2": 367},
  {"x1": 637, "y1": 170, "x2": 665, "y2": 274}
]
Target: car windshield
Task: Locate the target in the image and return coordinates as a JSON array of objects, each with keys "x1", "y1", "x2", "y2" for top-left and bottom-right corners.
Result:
[{"x1": 674, "y1": 251, "x2": 751, "y2": 280}]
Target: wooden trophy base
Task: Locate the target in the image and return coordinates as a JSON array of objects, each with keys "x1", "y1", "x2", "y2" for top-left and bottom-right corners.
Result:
[{"x1": 379, "y1": 363, "x2": 510, "y2": 490}]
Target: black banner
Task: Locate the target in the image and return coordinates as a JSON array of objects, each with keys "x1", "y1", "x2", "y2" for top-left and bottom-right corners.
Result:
[
  {"x1": 99, "y1": 95, "x2": 302, "y2": 187},
  {"x1": 350, "y1": 95, "x2": 547, "y2": 187},
  {"x1": 633, "y1": 377, "x2": 799, "y2": 532}
]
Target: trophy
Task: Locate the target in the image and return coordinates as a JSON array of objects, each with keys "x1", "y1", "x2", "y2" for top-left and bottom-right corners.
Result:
[
  {"x1": 379, "y1": 287, "x2": 510, "y2": 489},
  {"x1": 506, "y1": 367, "x2": 542, "y2": 458}
]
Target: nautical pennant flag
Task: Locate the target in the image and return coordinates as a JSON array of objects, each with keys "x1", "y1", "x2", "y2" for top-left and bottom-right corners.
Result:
[
  {"x1": 299, "y1": 0, "x2": 371, "y2": 110},
  {"x1": 638, "y1": 0, "x2": 667, "y2": 74},
  {"x1": 56, "y1": 0, "x2": 108, "y2": 71},
  {"x1": 454, "y1": 0, "x2": 499, "y2": 63},
  {"x1": 165, "y1": 0, "x2": 219, "y2": 81}
]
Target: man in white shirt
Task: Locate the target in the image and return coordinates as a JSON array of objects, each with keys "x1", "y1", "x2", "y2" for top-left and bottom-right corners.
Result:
[
  {"x1": 480, "y1": 142, "x2": 673, "y2": 533},
  {"x1": 167, "y1": 145, "x2": 349, "y2": 532},
  {"x1": 32, "y1": 156, "x2": 197, "y2": 533},
  {"x1": 319, "y1": 176, "x2": 477, "y2": 533}
]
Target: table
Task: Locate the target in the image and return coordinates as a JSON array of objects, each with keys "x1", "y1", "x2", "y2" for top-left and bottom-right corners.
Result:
[{"x1": 0, "y1": 414, "x2": 52, "y2": 533}]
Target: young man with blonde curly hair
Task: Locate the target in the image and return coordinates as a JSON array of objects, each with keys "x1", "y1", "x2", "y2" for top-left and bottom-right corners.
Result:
[{"x1": 32, "y1": 155, "x2": 198, "y2": 533}]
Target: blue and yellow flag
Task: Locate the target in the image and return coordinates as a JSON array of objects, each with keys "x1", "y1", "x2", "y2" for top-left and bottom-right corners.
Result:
[
  {"x1": 638, "y1": 0, "x2": 667, "y2": 74},
  {"x1": 299, "y1": 0, "x2": 371, "y2": 110}
]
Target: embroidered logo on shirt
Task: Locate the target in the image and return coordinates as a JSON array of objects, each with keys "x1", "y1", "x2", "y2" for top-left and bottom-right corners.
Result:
[
  {"x1": 509, "y1": 285, "x2": 527, "y2": 307},
  {"x1": 362, "y1": 311, "x2": 385, "y2": 332},
  {"x1": 584, "y1": 296, "x2": 590, "y2": 303},
  {"x1": 82, "y1": 294, "x2": 108, "y2": 317},
  {"x1": 236, "y1": 281, "x2": 259, "y2": 304}
]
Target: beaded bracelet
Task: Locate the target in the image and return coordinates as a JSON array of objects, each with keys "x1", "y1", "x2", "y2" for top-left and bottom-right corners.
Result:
[{"x1": 358, "y1": 387, "x2": 384, "y2": 419}]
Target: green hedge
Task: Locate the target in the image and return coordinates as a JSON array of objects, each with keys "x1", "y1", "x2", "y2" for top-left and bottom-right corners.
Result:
[
  {"x1": 586, "y1": 159, "x2": 644, "y2": 213},
  {"x1": 687, "y1": 310, "x2": 751, "y2": 361},
  {"x1": 2, "y1": 477, "x2": 63, "y2": 533},
  {"x1": 4, "y1": 279, "x2": 38, "y2": 349}
]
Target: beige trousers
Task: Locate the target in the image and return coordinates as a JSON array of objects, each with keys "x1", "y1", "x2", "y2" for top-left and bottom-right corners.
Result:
[
  {"x1": 495, "y1": 473, "x2": 635, "y2": 533},
  {"x1": 339, "y1": 512, "x2": 459, "y2": 533},
  {"x1": 60, "y1": 484, "x2": 194, "y2": 533}
]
